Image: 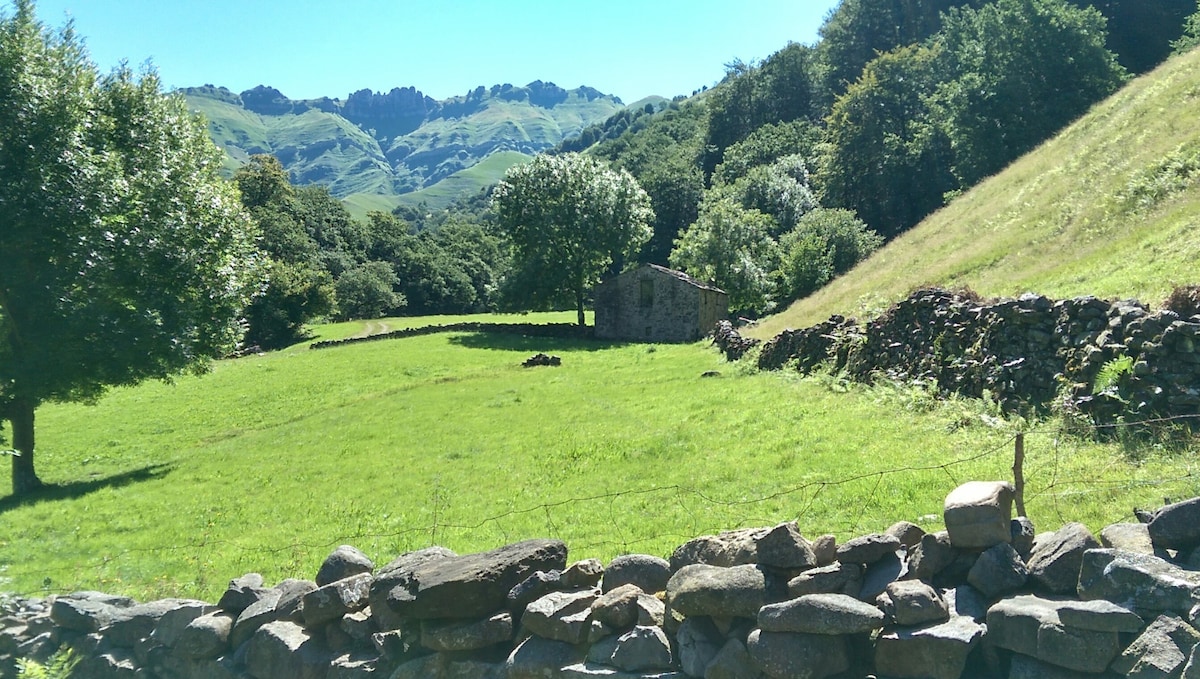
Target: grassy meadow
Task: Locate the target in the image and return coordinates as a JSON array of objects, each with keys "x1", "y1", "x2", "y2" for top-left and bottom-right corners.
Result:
[{"x1": 0, "y1": 312, "x2": 1195, "y2": 602}]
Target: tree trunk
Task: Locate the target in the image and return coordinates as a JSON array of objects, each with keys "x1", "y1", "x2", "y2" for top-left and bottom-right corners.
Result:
[
  {"x1": 576, "y1": 288, "x2": 586, "y2": 327},
  {"x1": 10, "y1": 397, "x2": 42, "y2": 495}
]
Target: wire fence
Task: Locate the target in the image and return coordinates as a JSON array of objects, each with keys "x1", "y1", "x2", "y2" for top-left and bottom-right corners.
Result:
[{"x1": 4, "y1": 414, "x2": 1199, "y2": 599}]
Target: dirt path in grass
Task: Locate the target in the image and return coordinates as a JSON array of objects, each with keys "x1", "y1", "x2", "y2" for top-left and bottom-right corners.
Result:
[{"x1": 352, "y1": 320, "x2": 392, "y2": 338}]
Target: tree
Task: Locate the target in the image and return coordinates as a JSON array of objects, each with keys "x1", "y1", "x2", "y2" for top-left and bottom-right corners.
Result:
[
  {"x1": 334, "y1": 261, "x2": 404, "y2": 320},
  {"x1": 492, "y1": 153, "x2": 653, "y2": 326},
  {"x1": 0, "y1": 1, "x2": 259, "y2": 494},
  {"x1": 777, "y1": 208, "x2": 883, "y2": 302},
  {"x1": 669, "y1": 197, "x2": 781, "y2": 315},
  {"x1": 932, "y1": 0, "x2": 1127, "y2": 186}
]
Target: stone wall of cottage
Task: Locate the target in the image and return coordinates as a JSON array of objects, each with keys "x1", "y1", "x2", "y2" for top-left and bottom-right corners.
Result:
[
  {"x1": 7, "y1": 484, "x2": 1200, "y2": 679},
  {"x1": 595, "y1": 266, "x2": 728, "y2": 343}
]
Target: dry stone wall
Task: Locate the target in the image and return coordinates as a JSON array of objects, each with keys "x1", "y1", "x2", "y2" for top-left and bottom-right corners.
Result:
[
  {"x1": 10, "y1": 486, "x2": 1200, "y2": 678},
  {"x1": 720, "y1": 288, "x2": 1200, "y2": 428}
]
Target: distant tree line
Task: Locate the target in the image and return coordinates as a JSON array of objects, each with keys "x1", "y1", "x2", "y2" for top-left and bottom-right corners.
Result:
[{"x1": 530, "y1": 0, "x2": 1192, "y2": 316}]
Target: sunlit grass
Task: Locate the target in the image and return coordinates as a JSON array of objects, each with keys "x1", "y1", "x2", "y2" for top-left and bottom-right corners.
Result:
[{"x1": 0, "y1": 314, "x2": 1193, "y2": 602}]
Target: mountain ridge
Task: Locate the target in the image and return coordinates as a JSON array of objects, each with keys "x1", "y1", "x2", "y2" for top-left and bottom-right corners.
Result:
[{"x1": 180, "y1": 80, "x2": 630, "y2": 214}]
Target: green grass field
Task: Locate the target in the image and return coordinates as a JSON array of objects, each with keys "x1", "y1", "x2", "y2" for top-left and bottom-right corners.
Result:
[{"x1": 0, "y1": 313, "x2": 1194, "y2": 602}]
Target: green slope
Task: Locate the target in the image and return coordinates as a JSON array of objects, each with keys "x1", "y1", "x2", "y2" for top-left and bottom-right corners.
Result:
[{"x1": 754, "y1": 47, "x2": 1200, "y2": 338}]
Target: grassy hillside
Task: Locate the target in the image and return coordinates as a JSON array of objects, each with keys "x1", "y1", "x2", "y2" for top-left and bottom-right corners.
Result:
[
  {"x1": 754, "y1": 48, "x2": 1200, "y2": 338},
  {"x1": 0, "y1": 314, "x2": 1191, "y2": 601}
]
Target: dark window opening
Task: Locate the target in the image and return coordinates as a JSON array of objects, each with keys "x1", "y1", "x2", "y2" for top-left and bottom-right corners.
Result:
[{"x1": 640, "y1": 279, "x2": 654, "y2": 307}]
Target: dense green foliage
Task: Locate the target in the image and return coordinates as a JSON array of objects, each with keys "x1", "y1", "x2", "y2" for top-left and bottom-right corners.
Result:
[
  {"x1": 492, "y1": 154, "x2": 653, "y2": 325},
  {"x1": 0, "y1": 1, "x2": 259, "y2": 494}
]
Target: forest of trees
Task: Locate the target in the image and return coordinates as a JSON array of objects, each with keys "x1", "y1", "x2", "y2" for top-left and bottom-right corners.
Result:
[{"x1": 234, "y1": 0, "x2": 1200, "y2": 329}]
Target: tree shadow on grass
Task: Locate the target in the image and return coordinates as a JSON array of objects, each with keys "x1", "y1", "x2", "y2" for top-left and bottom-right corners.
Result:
[
  {"x1": 447, "y1": 331, "x2": 633, "y2": 353},
  {"x1": 0, "y1": 463, "x2": 174, "y2": 514}
]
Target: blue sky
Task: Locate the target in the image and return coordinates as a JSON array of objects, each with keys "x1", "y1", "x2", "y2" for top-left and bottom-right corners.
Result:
[{"x1": 23, "y1": 1, "x2": 841, "y2": 103}]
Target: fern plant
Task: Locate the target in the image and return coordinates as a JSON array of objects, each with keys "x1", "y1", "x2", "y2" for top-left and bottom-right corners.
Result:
[
  {"x1": 16, "y1": 650, "x2": 77, "y2": 679},
  {"x1": 1093, "y1": 354, "x2": 1135, "y2": 399}
]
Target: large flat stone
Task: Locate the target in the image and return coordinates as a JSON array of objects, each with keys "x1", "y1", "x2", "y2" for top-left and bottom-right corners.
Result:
[
  {"x1": 1110, "y1": 614, "x2": 1200, "y2": 677},
  {"x1": 1026, "y1": 523, "x2": 1100, "y2": 594},
  {"x1": 758, "y1": 593, "x2": 884, "y2": 634},
  {"x1": 1149, "y1": 497, "x2": 1200, "y2": 550},
  {"x1": 243, "y1": 620, "x2": 331, "y2": 679},
  {"x1": 385, "y1": 539, "x2": 567, "y2": 620},
  {"x1": 602, "y1": 554, "x2": 671, "y2": 594},
  {"x1": 986, "y1": 595, "x2": 1121, "y2": 673},
  {"x1": 1078, "y1": 548, "x2": 1200, "y2": 614},
  {"x1": 874, "y1": 615, "x2": 985, "y2": 679},
  {"x1": 746, "y1": 629, "x2": 849, "y2": 679}
]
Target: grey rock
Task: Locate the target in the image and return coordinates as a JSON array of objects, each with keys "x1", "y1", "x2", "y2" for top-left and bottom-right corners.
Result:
[
  {"x1": 508, "y1": 570, "x2": 564, "y2": 615},
  {"x1": 883, "y1": 580, "x2": 949, "y2": 627},
  {"x1": 967, "y1": 542, "x2": 1029, "y2": 599},
  {"x1": 758, "y1": 593, "x2": 884, "y2": 635},
  {"x1": 786, "y1": 562, "x2": 862, "y2": 597},
  {"x1": 50, "y1": 595, "x2": 125, "y2": 633},
  {"x1": 874, "y1": 615, "x2": 985, "y2": 679},
  {"x1": 301, "y1": 572, "x2": 373, "y2": 627},
  {"x1": 636, "y1": 593, "x2": 665, "y2": 627},
  {"x1": 443, "y1": 658, "x2": 508, "y2": 679},
  {"x1": 610, "y1": 625, "x2": 673, "y2": 672},
  {"x1": 745, "y1": 629, "x2": 849, "y2": 679},
  {"x1": 886, "y1": 521, "x2": 926, "y2": 548},
  {"x1": 810, "y1": 535, "x2": 837, "y2": 567},
  {"x1": 943, "y1": 481, "x2": 1015, "y2": 550},
  {"x1": 1078, "y1": 548, "x2": 1200, "y2": 614},
  {"x1": 386, "y1": 539, "x2": 568, "y2": 620},
  {"x1": 420, "y1": 610, "x2": 513, "y2": 652},
  {"x1": 316, "y1": 545, "x2": 374, "y2": 587},
  {"x1": 665, "y1": 564, "x2": 766, "y2": 619},
  {"x1": 389, "y1": 654, "x2": 440, "y2": 679},
  {"x1": 243, "y1": 620, "x2": 331, "y2": 679},
  {"x1": 522, "y1": 589, "x2": 598, "y2": 644},
  {"x1": 1055, "y1": 599, "x2": 1143, "y2": 633},
  {"x1": 369, "y1": 546, "x2": 457, "y2": 632},
  {"x1": 371, "y1": 626, "x2": 423, "y2": 665},
  {"x1": 327, "y1": 651, "x2": 383, "y2": 679},
  {"x1": 588, "y1": 634, "x2": 622, "y2": 664},
  {"x1": 217, "y1": 573, "x2": 267, "y2": 615},
  {"x1": 602, "y1": 554, "x2": 671, "y2": 594},
  {"x1": 506, "y1": 635, "x2": 584, "y2": 679},
  {"x1": 591, "y1": 584, "x2": 643, "y2": 629},
  {"x1": 836, "y1": 532, "x2": 901, "y2": 565},
  {"x1": 1101, "y1": 523, "x2": 1157, "y2": 555},
  {"x1": 859, "y1": 549, "x2": 905, "y2": 601},
  {"x1": 1008, "y1": 653, "x2": 1109, "y2": 679},
  {"x1": 149, "y1": 602, "x2": 218, "y2": 648},
  {"x1": 1183, "y1": 643, "x2": 1200, "y2": 679},
  {"x1": 274, "y1": 578, "x2": 318, "y2": 622},
  {"x1": 1150, "y1": 497, "x2": 1200, "y2": 551},
  {"x1": 1012, "y1": 517, "x2": 1037, "y2": 560},
  {"x1": 72, "y1": 649, "x2": 138, "y2": 678},
  {"x1": 947, "y1": 585, "x2": 989, "y2": 622},
  {"x1": 670, "y1": 530, "x2": 757, "y2": 570},
  {"x1": 106, "y1": 598, "x2": 205, "y2": 648},
  {"x1": 753, "y1": 522, "x2": 818, "y2": 570},
  {"x1": 909, "y1": 531, "x2": 955, "y2": 582},
  {"x1": 987, "y1": 594, "x2": 1122, "y2": 673},
  {"x1": 176, "y1": 612, "x2": 233, "y2": 659},
  {"x1": 339, "y1": 608, "x2": 375, "y2": 643},
  {"x1": 563, "y1": 559, "x2": 605, "y2": 589},
  {"x1": 1111, "y1": 613, "x2": 1200, "y2": 678},
  {"x1": 1027, "y1": 522, "x2": 1100, "y2": 594},
  {"x1": 705, "y1": 637, "x2": 761, "y2": 679},
  {"x1": 230, "y1": 587, "x2": 283, "y2": 649},
  {"x1": 676, "y1": 617, "x2": 722, "y2": 677}
]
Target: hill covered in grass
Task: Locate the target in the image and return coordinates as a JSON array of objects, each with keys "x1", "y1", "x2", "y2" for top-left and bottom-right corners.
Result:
[
  {"x1": 753, "y1": 47, "x2": 1200, "y2": 338},
  {"x1": 181, "y1": 81, "x2": 628, "y2": 216}
]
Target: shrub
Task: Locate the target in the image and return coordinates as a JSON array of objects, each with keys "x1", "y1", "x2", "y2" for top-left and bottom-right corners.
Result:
[{"x1": 777, "y1": 208, "x2": 883, "y2": 302}]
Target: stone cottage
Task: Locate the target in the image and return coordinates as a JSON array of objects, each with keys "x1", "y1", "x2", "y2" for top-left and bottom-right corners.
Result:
[{"x1": 594, "y1": 264, "x2": 728, "y2": 342}]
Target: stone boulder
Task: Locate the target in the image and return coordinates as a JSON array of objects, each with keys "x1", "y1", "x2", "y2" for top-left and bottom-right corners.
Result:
[
  {"x1": 217, "y1": 573, "x2": 268, "y2": 615},
  {"x1": 609, "y1": 625, "x2": 674, "y2": 672},
  {"x1": 420, "y1": 611, "x2": 513, "y2": 652},
  {"x1": 746, "y1": 629, "x2": 849, "y2": 679},
  {"x1": 301, "y1": 573, "x2": 373, "y2": 627},
  {"x1": 1110, "y1": 613, "x2": 1200, "y2": 677},
  {"x1": 944, "y1": 481, "x2": 1015, "y2": 550},
  {"x1": 315, "y1": 545, "x2": 374, "y2": 587},
  {"x1": 836, "y1": 533, "x2": 901, "y2": 566},
  {"x1": 1026, "y1": 522, "x2": 1100, "y2": 594},
  {"x1": 1100, "y1": 522, "x2": 1156, "y2": 555},
  {"x1": 385, "y1": 539, "x2": 567, "y2": 620},
  {"x1": 1078, "y1": 548, "x2": 1200, "y2": 614},
  {"x1": 563, "y1": 559, "x2": 604, "y2": 589},
  {"x1": 757, "y1": 593, "x2": 884, "y2": 635},
  {"x1": 243, "y1": 620, "x2": 331, "y2": 679},
  {"x1": 665, "y1": 564, "x2": 767, "y2": 619},
  {"x1": 880, "y1": 580, "x2": 949, "y2": 627},
  {"x1": 1149, "y1": 497, "x2": 1200, "y2": 551},
  {"x1": 967, "y1": 542, "x2": 1028, "y2": 599},
  {"x1": 602, "y1": 554, "x2": 671, "y2": 594},
  {"x1": 787, "y1": 562, "x2": 862, "y2": 597},
  {"x1": 368, "y1": 546, "x2": 457, "y2": 632},
  {"x1": 986, "y1": 595, "x2": 1125, "y2": 673},
  {"x1": 908, "y1": 531, "x2": 955, "y2": 582},
  {"x1": 874, "y1": 615, "x2": 985, "y2": 679},
  {"x1": 522, "y1": 590, "x2": 599, "y2": 645},
  {"x1": 506, "y1": 635, "x2": 584, "y2": 679}
]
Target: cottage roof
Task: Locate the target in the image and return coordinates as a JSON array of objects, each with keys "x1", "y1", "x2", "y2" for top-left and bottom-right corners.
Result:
[{"x1": 638, "y1": 264, "x2": 726, "y2": 294}]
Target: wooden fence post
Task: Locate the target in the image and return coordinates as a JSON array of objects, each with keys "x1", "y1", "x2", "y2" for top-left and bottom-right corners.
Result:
[{"x1": 1013, "y1": 433, "x2": 1026, "y2": 517}]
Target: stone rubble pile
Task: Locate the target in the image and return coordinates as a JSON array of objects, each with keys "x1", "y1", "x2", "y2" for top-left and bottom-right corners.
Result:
[
  {"x1": 740, "y1": 288, "x2": 1200, "y2": 428},
  {"x1": 10, "y1": 484, "x2": 1200, "y2": 677}
]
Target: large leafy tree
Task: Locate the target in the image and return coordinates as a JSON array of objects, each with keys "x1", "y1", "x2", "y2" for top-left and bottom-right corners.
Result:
[
  {"x1": 0, "y1": 1, "x2": 259, "y2": 494},
  {"x1": 492, "y1": 153, "x2": 653, "y2": 326},
  {"x1": 669, "y1": 197, "x2": 781, "y2": 315}
]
